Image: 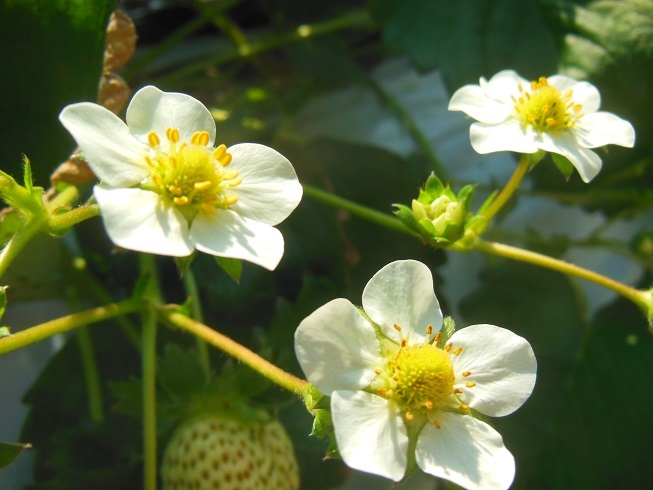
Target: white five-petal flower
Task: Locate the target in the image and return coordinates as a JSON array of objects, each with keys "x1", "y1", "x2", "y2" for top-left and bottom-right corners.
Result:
[
  {"x1": 59, "y1": 86, "x2": 302, "y2": 270},
  {"x1": 448, "y1": 70, "x2": 636, "y2": 182},
  {"x1": 294, "y1": 260, "x2": 537, "y2": 490}
]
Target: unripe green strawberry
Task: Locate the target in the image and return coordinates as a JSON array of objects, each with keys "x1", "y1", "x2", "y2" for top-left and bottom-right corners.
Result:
[{"x1": 161, "y1": 411, "x2": 300, "y2": 490}]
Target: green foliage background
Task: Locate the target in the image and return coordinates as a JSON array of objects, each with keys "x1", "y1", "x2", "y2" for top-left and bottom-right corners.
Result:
[{"x1": 1, "y1": 0, "x2": 652, "y2": 489}]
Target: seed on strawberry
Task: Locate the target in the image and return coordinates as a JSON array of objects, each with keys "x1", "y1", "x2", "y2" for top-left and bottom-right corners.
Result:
[{"x1": 161, "y1": 411, "x2": 300, "y2": 490}]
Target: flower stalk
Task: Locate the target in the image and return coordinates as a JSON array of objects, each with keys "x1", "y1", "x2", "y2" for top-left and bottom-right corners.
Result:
[
  {"x1": 479, "y1": 155, "x2": 530, "y2": 224},
  {"x1": 0, "y1": 298, "x2": 145, "y2": 355},
  {"x1": 160, "y1": 309, "x2": 308, "y2": 396}
]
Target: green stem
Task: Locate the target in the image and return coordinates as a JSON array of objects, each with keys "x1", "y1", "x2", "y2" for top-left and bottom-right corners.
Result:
[
  {"x1": 142, "y1": 307, "x2": 157, "y2": 490},
  {"x1": 0, "y1": 216, "x2": 45, "y2": 280},
  {"x1": 481, "y1": 155, "x2": 530, "y2": 222},
  {"x1": 48, "y1": 204, "x2": 101, "y2": 234},
  {"x1": 139, "y1": 254, "x2": 163, "y2": 490},
  {"x1": 76, "y1": 328, "x2": 104, "y2": 422},
  {"x1": 0, "y1": 298, "x2": 145, "y2": 355},
  {"x1": 303, "y1": 184, "x2": 416, "y2": 237},
  {"x1": 474, "y1": 238, "x2": 652, "y2": 312},
  {"x1": 159, "y1": 9, "x2": 372, "y2": 83},
  {"x1": 365, "y1": 77, "x2": 448, "y2": 180},
  {"x1": 183, "y1": 270, "x2": 211, "y2": 381},
  {"x1": 161, "y1": 309, "x2": 308, "y2": 396}
]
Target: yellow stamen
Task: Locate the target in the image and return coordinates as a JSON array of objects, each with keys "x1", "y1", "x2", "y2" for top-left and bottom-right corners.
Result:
[
  {"x1": 147, "y1": 131, "x2": 160, "y2": 147},
  {"x1": 460, "y1": 404, "x2": 469, "y2": 411},
  {"x1": 166, "y1": 128, "x2": 180, "y2": 143},
  {"x1": 194, "y1": 181, "x2": 212, "y2": 191},
  {"x1": 434, "y1": 420, "x2": 441, "y2": 429},
  {"x1": 444, "y1": 343, "x2": 452, "y2": 352},
  {"x1": 466, "y1": 382, "x2": 476, "y2": 388},
  {"x1": 228, "y1": 177, "x2": 243, "y2": 187},
  {"x1": 462, "y1": 371, "x2": 471, "y2": 377},
  {"x1": 434, "y1": 332, "x2": 442, "y2": 343},
  {"x1": 393, "y1": 324, "x2": 402, "y2": 332},
  {"x1": 453, "y1": 347, "x2": 463, "y2": 356},
  {"x1": 223, "y1": 194, "x2": 238, "y2": 206},
  {"x1": 426, "y1": 325, "x2": 433, "y2": 335},
  {"x1": 173, "y1": 196, "x2": 189, "y2": 205}
]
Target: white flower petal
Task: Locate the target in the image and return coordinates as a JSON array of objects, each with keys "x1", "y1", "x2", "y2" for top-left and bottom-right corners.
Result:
[
  {"x1": 190, "y1": 209, "x2": 284, "y2": 270},
  {"x1": 449, "y1": 324, "x2": 536, "y2": 417},
  {"x1": 227, "y1": 143, "x2": 302, "y2": 226},
  {"x1": 59, "y1": 103, "x2": 150, "y2": 187},
  {"x1": 448, "y1": 85, "x2": 512, "y2": 124},
  {"x1": 362, "y1": 260, "x2": 442, "y2": 345},
  {"x1": 541, "y1": 132, "x2": 602, "y2": 183},
  {"x1": 549, "y1": 77, "x2": 601, "y2": 113},
  {"x1": 573, "y1": 112, "x2": 636, "y2": 149},
  {"x1": 416, "y1": 412, "x2": 515, "y2": 490},
  {"x1": 294, "y1": 299, "x2": 383, "y2": 394},
  {"x1": 470, "y1": 120, "x2": 540, "y2": 155},
  {"x1": 126, "y1": 86, "x2": 216, "y2": 146},
  {"x1": 483, "y1": 70, "x2": 528, "y2": 102},
  {"x1": 331, "y1": 390, "x2": 408, "y2": 482},
  {"x1": 94, "y1": 186, "x2": 194, "y2": 256}
]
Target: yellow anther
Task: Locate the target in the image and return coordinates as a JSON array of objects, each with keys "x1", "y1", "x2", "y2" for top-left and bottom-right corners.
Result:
[
  {"x1": 166, "y1": 128, "x2": 180, "y2": 143},
  {"x1": 374, "y1": 369, "x2": 382, "y2": 375},
  {"x1": 219, "y1": 152, "x2": 232, "y2": 167},
  {"x1": 152, "y1": 174, "x2": 163, "y2": 186},
  {"x1": 453, "y1": 347, "x2": 463, "y2": 356},
  {"x1": 433, "y1": 420, "x2": 441, "y2": 429},
  {"x1": 223, "y1": 194, "x2": 238, "y2": 206},
  {"x1": 444, "y1": 343, "x2": 452, "y2": 352},
  {"x1": 454, "y1": 388, "x2": 463, "y2": 394},
  {"x1": 377, "y1": 389, "x2": 387, "y2": 397},
  {"x1": 466, "y1": 382, "x2": 476, "y2": 388},
  {"x1": 393, "y1": 324, "x2": 402, "y2": 332},
  {"x1": 426, "y1": 325, "x2": 433, "y2": 335},
  {"x1": 147, "y1": 131, "x2": 160, "y2": 147},
  {"x1": 222, "y1": 170, "x2": 239, "y2": 180},
  {"x1": 168, "y1": 156, "x2": 178, "y2": 168},
  {"x1": 200, "y1": 203, "x2": 216, "y2": 213},
  {"x1": 228, "y1": 177, "x2": 243, "y2": 187},
  {"x1": 546, "y1": 117, "x2": 556, "y2": 126},
  {"x1": 173, "y1": 196, "x2": 189, "y2": 205},
  {"x1": 434, "y1": 332, "x2": 442, "y2": 343},
  {"x1": 194, "y1": 181, "x2": 212, "y2": 191},
  {"x1": 190, "y1": 131, "x2": 202, "y2": 145},
  {"x1": 460, "y1": 404, "x2": 469, "y2": 411},
  {"x1": 405, "y1": 412, "x2": 414, "y2": 421},
  {"x1": 462, "y1": 371, "x2": 472, "y2": 377},
  {"x1": 573, "y1": 104, "x2": 582, "y2": 112},
  {"x1": 214, "y1": 144, "x2": 227, "y2": 160},
  {"x1": 401, "y1": 339, "x2": 407, "y2": 347},
  {"x1": 168, "y1": 185, "x2": 183, "y2": 196},
  {"x1": 198, "y1": 131, "x2": 210, "y2": 146},
  {"x1": 204, "y1": 195, "x2": 218, "y2": 202},
  {"x1": 145, "y1": 156, "x2": 156, "y2": 167},
  {"x1": 424, "y1": 401, "x2": 433, "y2": 410}
]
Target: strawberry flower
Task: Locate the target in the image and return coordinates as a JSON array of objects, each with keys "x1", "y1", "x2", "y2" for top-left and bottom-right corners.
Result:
[
  {"x1": 294, "y1": 260, "x2": 537, "y2": 489},
  {"x1": 60, "y1": 86, "x2": 302, "y2": 270},
  {"x1": 448, "y1": 70, "x2": 635, "y2": 182}
]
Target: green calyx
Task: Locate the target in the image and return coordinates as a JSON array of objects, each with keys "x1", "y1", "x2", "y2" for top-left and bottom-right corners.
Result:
[{"x1": 395, "y1": 173, "x2": 475, "y2": 247}]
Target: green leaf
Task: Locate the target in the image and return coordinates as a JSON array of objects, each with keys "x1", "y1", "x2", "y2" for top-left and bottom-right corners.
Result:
[
  {"x1": 0, "y1": 285, "x2": 7, "y2": 321},
  {"x1": 215, "y1": 256, "x2": 243, "y2": 284},
  {"x1": 0, "y1": 0, "x2": 116, "y2": 179},
  {"x1": 0, "y1": 441, "x2": 31, "y2": 468},
  {"x1": 551, "y1": 153, "x2": 576, "y2": 181},
  {"x1": 157, "y1": 344, "x2": 206, "y2": 401},
  {"x1": 424, "y1": 172, "x2": 444, "y2": 196},
  {"x1": 371, "y1": 0, "x2": 557, "y2": 87}
]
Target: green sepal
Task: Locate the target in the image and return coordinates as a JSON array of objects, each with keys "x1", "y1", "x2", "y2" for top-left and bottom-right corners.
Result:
[
  {"x1": 551, "y1": 153, "x2": 575, "y2": 181},
  {"x1": 394, "y1": 203, "x2": 422, "y2": 235},
  {"x1": 526, "y1": 149, "x2": 547, "y2": 169},
  {"x1": 0, "y1": 441, "x2": 32, "y2": 469},
  {"x1": 456, "y1": 184, "x2": 475, "y2": 213},
  {"x1": 0, "y1": 326, "x2": 10, "y2": 338},
  {"x1": 215, "y1": 256, "x2": 243, "y2": 285},
  {"x1": 424, "y1": 172, "x2": 445, "y2": 196},
  {"x1": 22, "y1": 156, "x2": 34, "y2": 195},
  {"x1": 175, "y1": 251, "x2": 197, "y2": 277},
  {"x1": 435, "y1": 316, "x2": 456, "y2": 347}
]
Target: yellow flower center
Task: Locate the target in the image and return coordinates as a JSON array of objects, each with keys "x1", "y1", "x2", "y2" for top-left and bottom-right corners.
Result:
[
  {"x1": 144, "y1": 127, "x2": 242, "y2": 219},
  {"x1": 393, "y1": 343, "x2": 454, "y2": 410},
  {"x1": 513, "y1": 77, "x2": 583, "y2": 132}
]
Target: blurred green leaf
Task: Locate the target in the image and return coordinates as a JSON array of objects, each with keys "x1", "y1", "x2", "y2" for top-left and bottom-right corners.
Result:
[
  {"x1": 371, "y1": 0, "x2": 558, "y2": 87},
  {"x1": 0, "y1": 0, "x2": 116, "y2": 180},
  {"x1": 158, "y1": 344, "x2": 206, "y2": 401},
  {"x1": 0, "y1": 440, "x2": 31, "y2": 469},
  {"x1": 460, "y1": 260, "x2": 653, "y2": 488}
]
